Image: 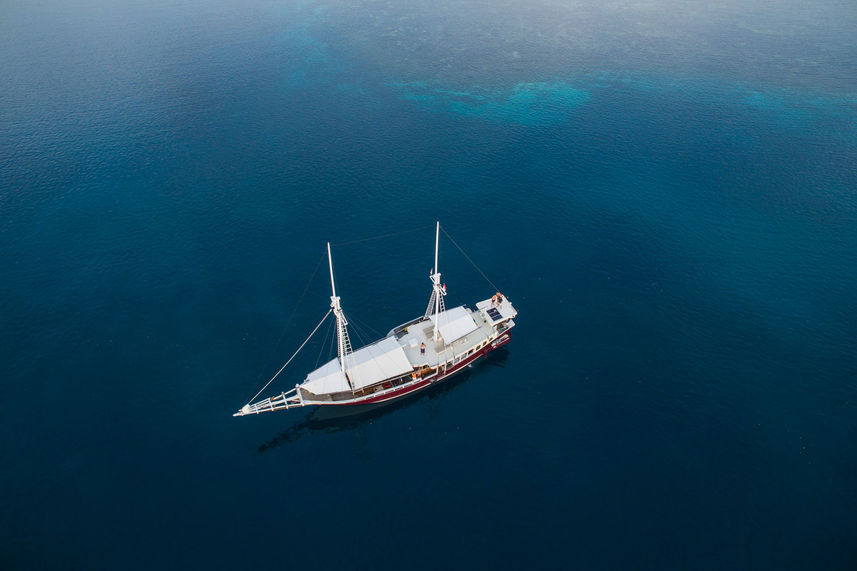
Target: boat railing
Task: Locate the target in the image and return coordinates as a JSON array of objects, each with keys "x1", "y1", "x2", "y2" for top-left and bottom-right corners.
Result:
[
  {"x1": 390, "y1": 316, "x2": 424, "y2": 338},
  {"x1": 235, "y1": 387, "x2": 302, "y2": 416}
]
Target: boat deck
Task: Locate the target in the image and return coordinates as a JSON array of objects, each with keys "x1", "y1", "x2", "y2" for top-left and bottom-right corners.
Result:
[{"x1": 395, "y1": 296, "x2": 513, "y2": 369}]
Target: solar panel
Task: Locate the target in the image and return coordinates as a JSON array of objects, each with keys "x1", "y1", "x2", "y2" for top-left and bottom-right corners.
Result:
[{"x1": 486, "y1": 308, "x2": 502, "y2": 321}]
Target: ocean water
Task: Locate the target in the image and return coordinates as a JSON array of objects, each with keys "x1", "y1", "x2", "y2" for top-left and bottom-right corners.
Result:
[{"x1": 2, "y1": 1, "x2": 857, "y2": 569}]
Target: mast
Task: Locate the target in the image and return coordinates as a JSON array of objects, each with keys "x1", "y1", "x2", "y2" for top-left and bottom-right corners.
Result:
[
  {"x1": 424, "y1": 221, "x2": 446, "y2": 342},
  {"x1": 434, "y1": 221, "x2": 439, "y2": 287},
  {"x1": 327, "y1": 242, "x2": 352, "y2": 376}
]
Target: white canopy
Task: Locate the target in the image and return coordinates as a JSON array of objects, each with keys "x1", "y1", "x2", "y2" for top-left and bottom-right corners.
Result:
[
  {"x1": 302, "y1": 358, "x2": 350, "y2": 395},
  {"x1": 302, "y1": 336, "x2": 414, "y2": 396},
  {"x1": 429, "y1": 306, "x2": 478, "y2": 344},
  {"x1": 345, "y1": 336, "x2": 413, "y2": 390}
]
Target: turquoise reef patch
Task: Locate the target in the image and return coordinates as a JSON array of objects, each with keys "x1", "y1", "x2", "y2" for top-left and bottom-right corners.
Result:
[{"x1": 389, "y1": 81, "x2": 591, "y2": 126}]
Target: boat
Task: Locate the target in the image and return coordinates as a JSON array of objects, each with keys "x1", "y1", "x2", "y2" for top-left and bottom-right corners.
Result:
[{"x1": 233, "y1": 222, "x2": 517, "y2": 417}]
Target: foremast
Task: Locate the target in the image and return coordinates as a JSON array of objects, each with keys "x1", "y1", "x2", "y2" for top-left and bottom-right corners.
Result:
[
  {"x1": 424, "y1": 221, "x2": 447, "y2": 342},
  {"x1": 327, "y1": 242, "x2": 353, "y2": 385}
]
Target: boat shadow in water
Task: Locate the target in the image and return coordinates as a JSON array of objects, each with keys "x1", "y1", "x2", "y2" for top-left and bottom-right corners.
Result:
[{"x1": 257, "y1": 348, "x2": 510, "y2": 452}]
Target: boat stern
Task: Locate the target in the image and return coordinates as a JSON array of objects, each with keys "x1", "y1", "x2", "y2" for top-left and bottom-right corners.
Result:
[{"x1": 476, "y1": 294, "x2": 517, "y2": 325}]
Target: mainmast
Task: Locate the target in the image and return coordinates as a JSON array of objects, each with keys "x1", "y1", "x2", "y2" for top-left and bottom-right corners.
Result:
[
  {"x1": 424, "y1": 221, "x2": 446, "y2": 341},
  {"x1": 327, "y1": 242, "x2": 352, "y2": 376}
]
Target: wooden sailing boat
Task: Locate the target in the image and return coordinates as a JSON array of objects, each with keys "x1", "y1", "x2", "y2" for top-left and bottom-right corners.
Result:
[{"x1": 234, "y1": 222, "x2": 517, "y2": 416}]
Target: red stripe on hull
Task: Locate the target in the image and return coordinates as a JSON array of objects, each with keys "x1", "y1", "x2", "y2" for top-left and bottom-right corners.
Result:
[{"x1": 325, "y1": 331, "x2": 512, "y2": 406}]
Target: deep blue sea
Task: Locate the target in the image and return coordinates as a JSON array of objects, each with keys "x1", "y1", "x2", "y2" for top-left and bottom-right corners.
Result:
[{"x1": 2, "y1": 1, "x2": 857, "y2": 569}]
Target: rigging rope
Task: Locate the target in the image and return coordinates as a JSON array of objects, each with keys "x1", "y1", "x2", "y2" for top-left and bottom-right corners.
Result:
[
  {"x1": 440, "y1": 225, "x2": 502, "y2": 293},
  {"x1": 257, "y1": 251, "x2": 326, "y2": 383},
  {"x1": 331, "y1": 224, "x2": 434, "y2": 247},
  {"x1": 314, "y1": 316, "x2": 335, "y2": 368},
  {"x1": 288, "y1": 252, "x2": 327, "y2": 325},
  {"x1": 246, "y1": 309, "x2": 332, "y2": 405},
  {"x1": 347, "y1": 311, "x2": 382, "y2": 342}
]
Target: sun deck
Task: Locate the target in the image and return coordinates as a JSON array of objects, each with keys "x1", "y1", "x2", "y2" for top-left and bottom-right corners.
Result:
[{"x1": 394, "y1": 296, "x2": 515, "y2": 369}]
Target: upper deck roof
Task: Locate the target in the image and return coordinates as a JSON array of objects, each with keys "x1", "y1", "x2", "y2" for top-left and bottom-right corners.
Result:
[
  {"x1": 429, "y1": 305, "x2": 479, "y2": 344},
  {"x1": 302, "y1": 358, "x2": 350, "y2": 395},
  {"x1": 345, "y1": 336, "x2": 413, "y2": 390},
  {"x1": 302, "y1": 336, "x2": 414, "y2": 395}
]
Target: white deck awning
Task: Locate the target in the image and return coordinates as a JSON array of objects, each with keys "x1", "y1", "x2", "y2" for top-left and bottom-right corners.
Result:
[
  {"x1": 302, "y1": 337, "x2": 414, "y2": 395},
  {"x1": 302, "y1": 358, "x2": 350, "y2": 395},
  {"x1": 429, "y1": 306, "x2": 478, "y2": 344},
  {"x1": 345, "y1": 336, "x2": 413, "y2": 390}
]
